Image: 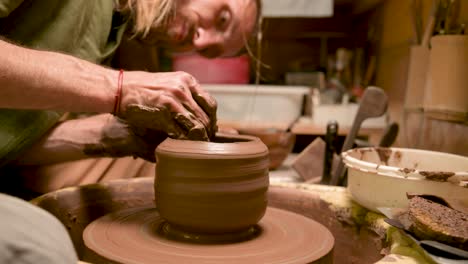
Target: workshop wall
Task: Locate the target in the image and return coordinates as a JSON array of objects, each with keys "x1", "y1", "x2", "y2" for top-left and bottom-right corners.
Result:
[
  {"x1": 257, "y1": 5, "x2": 373, "y2": 85},
  {"x1": 374, "y1": 0, "x2": 468, "y2": 155}
]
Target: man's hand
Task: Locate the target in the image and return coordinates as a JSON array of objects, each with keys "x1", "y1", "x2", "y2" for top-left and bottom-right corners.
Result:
[
  {"x1": 16, "y1": 114, "x2": 168, "y2": 165},
  {"x1": 82, "y1": 114, "x2": 166, "y2": 162},
  {"x1": 0, "y1": 40, "x2": 217, "y2": 141},
  {"x1": 117, "y1": 71, "x2": 217, "y2": 141}
]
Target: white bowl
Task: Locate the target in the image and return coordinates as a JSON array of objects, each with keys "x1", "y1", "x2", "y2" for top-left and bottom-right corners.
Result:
[
  {"x1": 204, "y1": 84, "x2": 309, "y2": 130},
  {"x1": 342, "y1": 147, "x2": 468, "y2": 212}
]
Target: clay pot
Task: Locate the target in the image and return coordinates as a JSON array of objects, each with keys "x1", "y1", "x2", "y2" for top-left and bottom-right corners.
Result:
[{"x1": 155, "y1": 133, "x2": 270, "y2": 234}]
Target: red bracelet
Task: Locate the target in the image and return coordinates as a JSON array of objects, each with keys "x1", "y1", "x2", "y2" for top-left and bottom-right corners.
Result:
[{"x1": 113, "y1": 69, "x2": 124, "y2": 115}]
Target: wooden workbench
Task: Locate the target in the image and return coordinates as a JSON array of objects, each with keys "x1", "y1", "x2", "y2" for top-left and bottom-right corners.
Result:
[
  {"x1": 270, "y1": 153, "x2": 442, "y2": 264},
  {"x1": 271, "y1": 182, "x2": 438, "y2": 264}
]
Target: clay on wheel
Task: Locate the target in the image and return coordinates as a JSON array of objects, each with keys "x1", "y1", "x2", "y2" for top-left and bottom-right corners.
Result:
[
  {"x1": 83, "y1": 206, "x2": 335, "y2": 264},
  {"x1": 155, "y1": 133, "x2": 270, "y2": 234}
]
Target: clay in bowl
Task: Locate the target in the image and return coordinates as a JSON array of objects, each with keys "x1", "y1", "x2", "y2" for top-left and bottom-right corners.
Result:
[{"x1": 155, "y1": 133, "x2": 270, "y2": 237}]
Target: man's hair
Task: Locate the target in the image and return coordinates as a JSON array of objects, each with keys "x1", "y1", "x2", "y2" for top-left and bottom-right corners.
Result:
[
  {"x1": 117, "y1": 0, "x2": 262, "y2": 39},
  {"x1": 116, "y1": 0, "x2": 175, "y2": 36},
  {"x1": 237, "y1": 0, "x2": 262, "y2": 57},
  {"x1": 252, "y1": 0, "x2": 263, "y2": 38}
]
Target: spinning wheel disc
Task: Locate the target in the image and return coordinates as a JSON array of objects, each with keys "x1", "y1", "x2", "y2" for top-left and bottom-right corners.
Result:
[{"x1": 83, "y1": 206, "x2": 334, "y2": 264}]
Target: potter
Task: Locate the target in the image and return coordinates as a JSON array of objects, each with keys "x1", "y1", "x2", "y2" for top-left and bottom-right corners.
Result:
[
  {"x1": 155, "y1": 133, "x2": 270, "y2": 235},
  {"x1": 0, "y1": 0, "x2": 262, "y2": 186},
  {"x1": 0, "y1": 0, "x2": 262, "y2": 262}
]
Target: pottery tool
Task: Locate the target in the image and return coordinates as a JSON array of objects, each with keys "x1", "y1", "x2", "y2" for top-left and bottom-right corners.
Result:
[
  {"x1": 411, "y1": 0, "x2": 424, "y2": 44},
  {"x1": 380, "y1": 194, "x2": 468, "y2": 260},
  {"x1": 444, "y1": 1, "x2": 456, "y2": 33},
  {"x1": 292, "y1": 137, "x2": 339, "y2": 183},
  {"x1": 321, "y1": 120, "x2": 339, "y2": 185},
  {"x1": 384, "y1": 218, "x2": 468, "y2": 260},
  {"x1": 362, "y1": 56, "x2": 377, "y2": 88},
  {"x1": 378, "y1": 122, "x2": 399, "y2": 148},
  {"x1": 292, "y1": 138, "x2": 326, "y2": 182},
  {"x1": 330, "y1": 86, "x2": 388, "y2": 186},
  {"x1": 353, "y1": 122, "x2": 398, "y2": 148},
  {"x1": 446, "y1": 0, "x2": 461, "y2": 34},
  {"x1": 433, "y1": 0, "x2": 461, "y2": 35},
  {"x1": 422, "y1": 0, "x2": 439, "y2": 47}
]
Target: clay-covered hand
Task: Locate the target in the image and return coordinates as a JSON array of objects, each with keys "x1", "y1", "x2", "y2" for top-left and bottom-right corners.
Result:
[
  {"x1": 117, "y1": 71, "x2": 217, "y2": 141},
  {"x1": 83, "y1": 114, "x2": 167, "y2": 162}
]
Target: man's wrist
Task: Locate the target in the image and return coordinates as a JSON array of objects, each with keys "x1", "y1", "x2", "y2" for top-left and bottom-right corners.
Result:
[{"x1": 78, "y1": 65, "x2": 120, "y2": 114}]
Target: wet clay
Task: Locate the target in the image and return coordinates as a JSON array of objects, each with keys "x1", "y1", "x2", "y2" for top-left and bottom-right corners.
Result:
[
  {"x1": 83, "y1": 206, "x2": 334, "y2": 264},
  {"x1": 419, "y1": 171, "x2": 455, "y2": 182},
  {"x1": 375, "y1": 148, "x2": 393, "y2": 165},
  {"x1": 83, "y1": 117, "x2": 168, "y2": 162},
  {"x1": 407, "y1": 193, "x2": 468, "y2": 214},
  {"x1": 407, "y1": 196, "x2": 468, "y2": 250},
  {"x1": 155, "y1": 133, "x2": 270, "y2": 234},
  {"x1": 192, "y1": 92, "x2": 218, "y2": 138},
  {"x1": 399, "y1": 168, "x2": 416, "y2": 175},
  {"x1": 123, "y1": 104, "x2": 210, "y2": 141}
]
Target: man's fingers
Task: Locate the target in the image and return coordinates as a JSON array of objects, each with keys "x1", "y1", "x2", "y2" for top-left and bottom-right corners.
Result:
[
  {"x1": 123, "y1": 104, "x2": 186, "y2": 139},
  {"x1": 118, "y1": 71, "x2": 216, "y2": 141},
  {"x1": 192, "y1": 91, "x2": 217, "y2": 137},
  {"x1": 173, "y1": 112, "x2": 209, "y2": 141},
  {"x1": 189, "y1": 80, "x2": 218, "y2": 139},
  {"x1": 186, "y1": 77, "x2": 218, "y2": 120},
  {"x1": 124, "y1": 103, "x2": 208, "y2": 141},
  {"x1": 181, "y1": 100, "x2": 211, "y2": 133},
  {"x1": 171, "y1": 78, "x2": 212, "y2": 135}
]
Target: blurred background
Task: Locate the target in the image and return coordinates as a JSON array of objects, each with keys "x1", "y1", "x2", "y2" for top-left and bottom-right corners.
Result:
[{"x1": 113, "y1": 0, "x2": 468, "y2": 171}]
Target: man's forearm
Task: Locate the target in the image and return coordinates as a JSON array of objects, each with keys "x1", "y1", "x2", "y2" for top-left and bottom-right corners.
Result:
[
  {"x1": 15, "y1": 114, "x2": 164, "y2": 165},
  {"x1": 14, "y1": 116, "x2": 105, "y2": 165},
  {"x1": 0, "y1": 39, "x2": 117, "y2": 112}
]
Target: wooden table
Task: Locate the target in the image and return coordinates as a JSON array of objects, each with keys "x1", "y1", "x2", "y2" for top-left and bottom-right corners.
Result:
[{"x1": 273, "y1": 182, "x2": 437, "y2": 264}]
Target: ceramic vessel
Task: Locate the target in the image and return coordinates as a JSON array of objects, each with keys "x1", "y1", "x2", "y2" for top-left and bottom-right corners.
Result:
[
  {"x1": 343, "y1": 147, "x2": 468, "y2": 212},
  {"x1": 155, "y1": 133, "x2": 270, "y2": 234}
]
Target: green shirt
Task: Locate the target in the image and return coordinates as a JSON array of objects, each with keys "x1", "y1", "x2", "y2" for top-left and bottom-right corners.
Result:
[{"x1": 0, "y1": 0, "x2": 127, "y2": 166}]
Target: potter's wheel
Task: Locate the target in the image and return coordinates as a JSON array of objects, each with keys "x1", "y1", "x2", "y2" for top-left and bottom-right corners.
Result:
[{"x1": 83, "y1": 206, "x2": 334, "y2": 264}]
